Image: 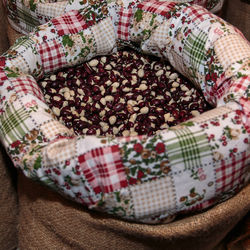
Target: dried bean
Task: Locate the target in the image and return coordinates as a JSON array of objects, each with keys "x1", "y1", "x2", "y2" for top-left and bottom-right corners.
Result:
[{"x1": 38, "y1": 49, "x2": 211, "y2": 137}]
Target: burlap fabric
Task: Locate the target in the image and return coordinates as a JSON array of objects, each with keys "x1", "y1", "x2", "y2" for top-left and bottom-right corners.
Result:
[
  {"x1": 18, "y1": 173, "x2": 250, "y2": 250},
  {"x1": 0, "y1": 145, "x2": 18, "y2": 250},
  {"x1": 0, "y1": 2, "x2": 18, "y2": 249},
  {"x1": 6, "y1": 17, "x2": 250, "y2": 250}
]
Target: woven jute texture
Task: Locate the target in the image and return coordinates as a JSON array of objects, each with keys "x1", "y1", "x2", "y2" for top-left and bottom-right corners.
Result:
[
  {"x1": 221, "y1": 0, "x2": 250, "y2": 41},
  {"x1": 18, "y1": 173, "x2": 250, "y2": 250},
  {"x1": 0, "y1": 145, "x2": 18, "y2": 250}
]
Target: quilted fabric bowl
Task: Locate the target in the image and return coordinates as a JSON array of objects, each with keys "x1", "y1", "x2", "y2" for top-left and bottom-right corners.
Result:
[
  {"x1": 0, "y1": 0, "x2": 249, "y2": 224},
  {"x1": 5, "y1": 0, "x2": 225, "y2": 34}
]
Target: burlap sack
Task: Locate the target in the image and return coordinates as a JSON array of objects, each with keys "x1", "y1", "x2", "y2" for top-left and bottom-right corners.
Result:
[
  {"x1": 6, "y1": 20, "x2": 250, "y2": 250},
  {"x1": 17, "y1": 173, "x2": 250, "y2": 250},
  {"x1": 221, "y1": 0, "x2": 250, "y2": 41},
  {"x1": 0, "y1": 145, "x2": 18, "y2": 250},
  {"x1": 0, "y1": 2, "x2": 18, "y2": 249}
]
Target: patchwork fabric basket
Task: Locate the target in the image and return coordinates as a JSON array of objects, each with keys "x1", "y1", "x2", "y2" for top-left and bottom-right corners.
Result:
[
  {"x1": 0, "y1": 0, "x2": 249, "y2": 224},
  {"x1": 4, "y1": 0, "x2": 225, "y2": 35}
]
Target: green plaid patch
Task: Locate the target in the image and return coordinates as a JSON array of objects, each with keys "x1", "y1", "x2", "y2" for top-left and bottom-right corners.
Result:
[
  {"x1": 166, "y1": 128, "x2": 211, "y2": 170},
  {"x1": 16, "y1": 4, "x2": 40, "y2": 33},
  {"x1": 183, "y1": 30, "x2": 208, "y2": 72},
  {"x1": 0, "y1": 103, "x2": 30, "y2": 144},
  {"x1": 12, "y1": 36, "x2": 35, "y2": 51}
]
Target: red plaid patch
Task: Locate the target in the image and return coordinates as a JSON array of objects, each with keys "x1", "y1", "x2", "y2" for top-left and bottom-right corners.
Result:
[
  {"x1": 182, "y1": 5, "x2": 214, "y2": 23},
  {"x1": 117, "y1": 7, "x2": 133, "y2": 41},
  {"x1": 38, "y1": 39, "x2": 66, "y2": 73},
  {"x1": 215, "y1": 151, "x2": 248, "y2": 193},
  {"x1": 78, "y1": 145, "x2": 128, "y2": 194},
  {"x1": 137, "y1": 0, "x2": 176, "y2": 17},
  {"x1": 52, "y1": 10, "x2": 88, "y2": 36},
  {"x1": 230, "y1": 75, "x2": 249, "y2": 94},
  {"x1": 11, "y1": 76, "x2": 45, "y2": 102}
]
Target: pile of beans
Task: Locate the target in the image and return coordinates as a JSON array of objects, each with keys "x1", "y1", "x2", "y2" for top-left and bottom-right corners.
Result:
[{"x1": 38, "y1": 49, "x2": 211, "y2": 136}]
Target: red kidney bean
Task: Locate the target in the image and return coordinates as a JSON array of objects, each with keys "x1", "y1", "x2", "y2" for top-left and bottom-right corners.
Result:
[{"x1": 39, "y1": 49, "x2": 211, "y2": 137}]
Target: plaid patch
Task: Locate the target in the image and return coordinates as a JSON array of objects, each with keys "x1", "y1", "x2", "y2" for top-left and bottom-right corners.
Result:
[
  {"x1": 36, "y1": 1, "x2": 66, "y2": 18},
  {"x1": 213, "y1": 78, "x2": 231, "y2": 100},
  {"x1": 131, "y1": 176, "x2": 176, "y2": 219},
  {"x1": 78, "y1": 145, "x2": 128, "y2": 194},
  {"x1": 91, "y1": 17, "x2": 116, "y2": 54},
  {"x1": 52, "y1": 10, "x2": 88, "y2": 36},
  {"x1": 166, "y1": 128, "x2": 211, "y2": 170},
  {"x1": 15, "y1": 1, "x2": 40, "y2": 33},
  {"x1": 0, "y1": 103, "x2": 30, "y2": 144},
  {"x1": 182, "y1": 5, "x2": 214, "y2": 23},
  {"x1": 40, "y1": 120, "x2": 74, "y2": 141},
  {"x1": 137, "y1": 0, "x2": 177, "y2": 17},
  {"x1": 183, "y1": 30, "x2": 208, "y2": 72},
  {"x1": 229, "y1": 75, "x2": 249, "y2": 95},
  {"x1": 44, "y1": 138, "x2": 76, "y2": 166},
  {"x1": 117, "y1": 7, "x2": 133, "y2": 41},
  {"x1": 214, "y1": 34, "x2": 250, "y2": 71},
  {"x1": 37, "y1": 39, "x2": 66, "y2": 73},
  {"x1": 11, "y1": 76, "x2": 45, "y2": 102},
  {"x1": 215, "y1": 151, "x2": 249, "y2": 193}
]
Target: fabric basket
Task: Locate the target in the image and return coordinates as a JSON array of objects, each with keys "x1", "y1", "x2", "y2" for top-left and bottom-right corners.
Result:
[
  {"x1": 4, "y1": 0, "x2": 225, "y2": 35},
  {"x1": 0, "y1": 0, "x2": 249, "y2": 224}
]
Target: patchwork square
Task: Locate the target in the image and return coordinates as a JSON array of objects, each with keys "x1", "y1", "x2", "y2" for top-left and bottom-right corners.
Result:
[
  {"x1": 78, "y1": 145, "x2": 128, "y2": 194},
  {"x1": 117, "y1": 7, "x2": 133, "y2": 41},
  {"x1": 183, "y1": 29, "x2": 208, "y2": 73},
  {"x1": 166, "y1": 127, "x2": 211, "y2": 170},
  {"x1": 11, "y1": 76, "x2": 45, "y2": 102},
  {"x1": 137, "y1": 1, "x2": 177, "y2": 17},
  {"x1": 37, "y1": 39, "x2": 66, "y2": 73},
  {"x1": 0, "y1": 102, "x2": 30, "y2": 144},
  {"x1": 7, "y1": 55, "x2": 29, "y2": 77},
  {"x1": 213, "y1": 78, "x2": 231, "y2": 100},
  {"x1": 131, "y1": 176, "x2": 176, "y2": 219},
  {"x1": 229, "y1": 75, "x2": 249, "y2": 97},
  {"x1": 52, "y1": 10, "x2": 88, "y2": 36},
  {"x1": 43, "y1": 138, "x2": 76, "y2": 166},
  {"x1": 182, "y1": 5, "x2": 214, "y2": 23},
  {"x1": 15, "y1": 1, "x2": 40, "y2": 33},
  {"x1": 214, "y1": 34, "x2": 250, "y2": 71},
  {"x1": 40, "y1": 120, "x2": 74, "y2": 141},
  {"x1": 36, "y1": 2, "x2": 66, "y2": 18},
  {"x1": 215, "y1": 151, "x2": 249, "y2": 193},
  {"x1": 91, "y1": 17, "x2": 116, "y2": 54}
]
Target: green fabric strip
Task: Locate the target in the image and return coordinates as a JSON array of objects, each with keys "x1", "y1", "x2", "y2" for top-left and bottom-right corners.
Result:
[
  {"x1": 183, "y1": 30, "x2": 208, "y2": 70},
  {"x1": 0, "y1": 104, "x2": 30, "y2": 143},
  {"x1": 167, "y1": 128, "x2": 211, "y2": 170}
]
